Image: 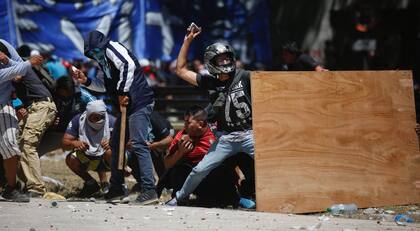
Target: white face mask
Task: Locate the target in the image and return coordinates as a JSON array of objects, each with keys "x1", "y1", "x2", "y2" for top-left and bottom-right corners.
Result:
[{"x1": 88, "y1": 119, "x2": 105, "y2": 131}]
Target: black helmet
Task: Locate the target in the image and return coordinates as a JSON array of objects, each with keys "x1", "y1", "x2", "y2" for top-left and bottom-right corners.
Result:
[{"x1": 204, "y1": 42, "x2": 236, "y2": 77}]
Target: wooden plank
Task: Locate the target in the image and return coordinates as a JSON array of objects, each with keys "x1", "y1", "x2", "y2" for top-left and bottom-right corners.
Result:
[{"x1": 251, "y1": 71, "x2": 420, "y2": 213}]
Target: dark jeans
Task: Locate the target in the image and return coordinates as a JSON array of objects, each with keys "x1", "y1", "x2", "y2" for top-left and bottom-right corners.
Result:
[
  {"x1": 232, "y1": 153, "x2": 255, "y2": 199},
  {"x1": 110, "y1": 103, "x2": 155, "y2": 191}
]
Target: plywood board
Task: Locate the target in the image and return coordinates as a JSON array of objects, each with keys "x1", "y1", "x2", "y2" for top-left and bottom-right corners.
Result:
[{"x1": 251, "y1": 71, "x2": 420, "y2": 213}]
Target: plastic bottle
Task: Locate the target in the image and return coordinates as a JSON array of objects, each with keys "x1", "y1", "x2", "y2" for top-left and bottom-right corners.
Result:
[
  {"x1": 326, "y1": 203, "x2": 358, "y2": 215},
  {"x1": 394, "y1": 214, "x2": 413, "y2": 225}
]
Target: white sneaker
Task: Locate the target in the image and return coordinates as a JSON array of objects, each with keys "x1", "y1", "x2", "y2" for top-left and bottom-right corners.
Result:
[{"x1": 165, "y1": 197, "x2": 178, "y2": 206}]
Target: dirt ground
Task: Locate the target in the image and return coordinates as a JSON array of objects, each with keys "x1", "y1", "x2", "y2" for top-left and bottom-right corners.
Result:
[{"x1": 38, "y1": 150, "x2": 420, "y2": 225}]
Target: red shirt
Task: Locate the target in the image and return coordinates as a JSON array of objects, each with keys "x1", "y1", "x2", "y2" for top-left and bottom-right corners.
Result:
[{"x1": 168, "y1": 127, "x2": 216, "y2": 165}]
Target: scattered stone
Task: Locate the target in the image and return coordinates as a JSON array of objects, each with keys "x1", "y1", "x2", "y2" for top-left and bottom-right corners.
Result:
[
  {"x1": 89, "y1": 197, "x2": 95, "y2": 202},
  {"x1": 51, "y1": 201, "x2": 58, "y2": 207},
  {"x1": 104, "y1": 219, "x2": 108, "y2": 222},
  {"x1": 29, "y1": 228, "x2": 35, "y2": 231},
  {"x1": 201, "y1": 218, "x2": 206, "y2": 220},
  {"x1": 384, "y1": 210, "x2": 395, "y2": 215},
  {"x1": 363, "y1": 208, "x2": 376, "y2": 215},
  {"x1": 120, "y1": 216, "x2": 124, "y2": 219},
  {"x1": 291, "y1": 222, "x2": 322, "y2": 231},
  {"x1": 318, "y1": 215, "x2": 330, "y2": 221}
]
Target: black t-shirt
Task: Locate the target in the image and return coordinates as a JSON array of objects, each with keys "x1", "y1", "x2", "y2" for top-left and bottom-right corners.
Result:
[
  {"x1": 287, "y1": 53, "x2": 318, "y2": 71},
  {"x1": 196, "y1": 69, "x2": 252, "y2": 132},
  {"x1": 150, "y1": 111, "x2": 173, "y2": 142}
]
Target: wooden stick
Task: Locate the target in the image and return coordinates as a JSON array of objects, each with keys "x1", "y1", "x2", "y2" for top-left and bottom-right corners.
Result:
[{"x1": 118, "y1": 106, "x2": 127, "y2": 170}]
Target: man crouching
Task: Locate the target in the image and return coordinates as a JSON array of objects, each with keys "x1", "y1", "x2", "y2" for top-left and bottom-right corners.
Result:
[{"x1": 62, "y1": 100, "x2": 115, "y2": 197}]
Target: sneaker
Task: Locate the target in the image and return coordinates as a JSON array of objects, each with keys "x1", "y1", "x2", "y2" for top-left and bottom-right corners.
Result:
[
  {"x1": 135, "y1": 189, "x2": 158, "y2": 205},
  {"x1": 28, "y1": 191, "x2": 43, "y2": 198},
  {"x1": 165, "y1": 197, "x2": 178, "y2": 206},
  {"x1": 2, "y1": 186, "x2": 30, "y2": 203},
  {"x1": 239, "y1": 197, "x2": 256, "y2": 209},
  {"x1": 104, "y1": 186, "x2": 127, "y2": 203},
  {"x1": 78, "y1": 181, "x2": 100, "y2": 198},
  {"x1": 100, "y1": 182, "x2": 110, "y2": 195}
]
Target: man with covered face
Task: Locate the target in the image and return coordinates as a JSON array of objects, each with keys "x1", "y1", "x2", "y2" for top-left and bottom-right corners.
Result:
[
  {"x1": 62, "y1": 100, "x2": 115, "y2": 197},
  {"x1": 166, "y1": 24, "x2": 255, "y2": 206},
  {"x1": 71, "y1": 30, "x2": 156, "y2": 204}
]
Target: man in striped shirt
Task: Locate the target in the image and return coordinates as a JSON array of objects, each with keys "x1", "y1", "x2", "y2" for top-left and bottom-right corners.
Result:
[
  {"x1": 72, "y1": 30, "x2": 156, "y2": 205},
  {"x1": 0, "y1": 49, "x2": 43, "y2": 202}
]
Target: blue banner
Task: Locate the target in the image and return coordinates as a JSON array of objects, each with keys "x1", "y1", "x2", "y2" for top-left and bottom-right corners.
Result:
[
  {"x1": 0, "y1": 0, "x2": 18, "y2": 47},
  {"x1": 7, "y1": 0, "x2": 146, "y2": 60},
  {"x1": 2, "y1": 0, "x2": 271, "y2": 66}
]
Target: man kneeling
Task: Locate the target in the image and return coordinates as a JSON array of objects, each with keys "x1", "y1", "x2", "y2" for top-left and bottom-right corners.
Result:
[
  {"x1": 62, "y1": 100, "x2": 115, "y2": 197},
  {"x1": 163, "y1": 106, "x2": 239, "y2": 207}
]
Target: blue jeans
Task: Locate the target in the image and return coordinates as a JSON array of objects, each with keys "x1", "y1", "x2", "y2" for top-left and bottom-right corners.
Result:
[
  {"x1": 176, "y1": 130, "x2": 254, "y2": 200},
  {"x1": 110, "y1": 103, "x2": 155, "y2": 191}
]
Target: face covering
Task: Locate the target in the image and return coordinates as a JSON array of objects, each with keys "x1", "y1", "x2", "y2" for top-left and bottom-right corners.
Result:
[
  {"x1": 78, "y1": 100, "x2": 110, "y2": 156},
  {"x1": 89, "y1": 48, "x2": 111, "y2": 79},
  {"x1": 87, "y1": 117, "x2": 105, "y2": 131}
]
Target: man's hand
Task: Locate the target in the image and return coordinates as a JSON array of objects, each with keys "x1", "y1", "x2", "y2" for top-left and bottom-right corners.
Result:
[
  {"x1": 16, "y1": 108, "x2": 28, "y2": 121},
  {"x1": 52, "y1": 116, "x2": 60, "y2": 127},
  {"x1": 73, "y1": 140, "x2": 88, "y2": 151},
  {"x1": 101, "y1": 139, "x2": 110, "y2": 151},
  {"x1": 29, "y1": 55, "x2": 44, "y2": 66},
  {"x1": 315, "y1": 65, "x2": 329, "y2": 72},
  {"x1": 0, "y1": 52, "x2": 9, "y2": 65},
  {"x1": 126, "y1": 139, "x2": 132, "y2": 151},
  {"x1": 13, "y1": 76, "x2": 23, "y2": 83},
  {"x1": 147, "y1": 141, "x2": 155, "y2": 151},
  {"x1": 184, "y1": 23, "x2": 202, "y2": 42},
  {"x1": 119, "y1": 95, "x2": 130, "y2": 107},
  {"x1": 70, "y1": 66, "x2": 87, "y2": 84},
  {"x1": 416, "y1": 123, "x2": 420, "y2": 135},
  {"x1": 178, "y1": 135, "x2": 193, "y2": 155}
]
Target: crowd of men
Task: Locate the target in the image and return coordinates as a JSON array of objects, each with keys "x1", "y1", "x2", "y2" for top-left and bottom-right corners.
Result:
[{"x1": 0, "y1": 24, "x2": 326, "y2": 207}]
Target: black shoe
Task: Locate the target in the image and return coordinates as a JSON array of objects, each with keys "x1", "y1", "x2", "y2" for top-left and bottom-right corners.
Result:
[
  {"x1": 78, "y1": 181, "x2": 100, "y2": 198},
  {"x1": 135, "y1": 189, "x2": 158, "y2": 205},
  {"x1": 100, "y1": 182, "x2": 110, "y2": 195},
  {"x1": 2, "y1": 186, "x2": 30, "y2": 203},
  {"x1": 104, "y1": 186, "x2": 127, "y2": 203},
  {"x1": 130, "y1": 183, "x2": 142, "y2": 193}
]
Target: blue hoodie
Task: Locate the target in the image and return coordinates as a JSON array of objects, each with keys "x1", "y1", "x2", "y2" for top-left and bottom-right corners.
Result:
[{"x1": 84, "y1": 30, "x2": 154, "y2": 113}]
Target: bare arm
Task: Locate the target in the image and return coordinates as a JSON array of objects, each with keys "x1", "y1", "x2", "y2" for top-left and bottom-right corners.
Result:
[
  {"x1": 149, "y1": 135, "x2": 173, "y2": 152},
  {"x1": 164, "y1": 139, "x2": 193, "y2": 169},
  {"x1": 175, "y1": 26, "x2": 202, "y2": 86},
  {"x1": 62, "y1": 133, "x2": 88, "y2": 151}
]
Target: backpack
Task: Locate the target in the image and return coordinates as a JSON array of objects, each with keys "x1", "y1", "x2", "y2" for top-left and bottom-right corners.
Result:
[{"x1": 32, "y1": 66, "x2": 56, "y2": 94}]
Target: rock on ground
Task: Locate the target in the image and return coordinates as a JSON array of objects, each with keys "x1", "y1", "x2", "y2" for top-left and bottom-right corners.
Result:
[{"x1": 0, "y1": 199, "x2": 419, "y2": 231}]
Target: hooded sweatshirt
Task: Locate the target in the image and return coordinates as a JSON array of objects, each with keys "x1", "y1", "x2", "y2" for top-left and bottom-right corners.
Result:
[{"x1": 83, "y1": 30, "x2": 154, "y2": 112}]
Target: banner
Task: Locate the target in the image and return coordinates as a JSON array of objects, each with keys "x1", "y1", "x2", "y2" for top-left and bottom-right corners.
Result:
[
  {"x1": 0, "y1": 0, "x2": 18, "y2": 47},
  {"x1": 3, "y1": 0, "x2": 272, "y2": 66}
]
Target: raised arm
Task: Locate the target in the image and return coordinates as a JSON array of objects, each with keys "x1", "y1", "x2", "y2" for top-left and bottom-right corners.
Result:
[
  {"x1": 0, "y1": 52, "x2": 43, "y2": 83},
  {"x1": 175, "y1": 25, "x2": 202, "y2": 87}
]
